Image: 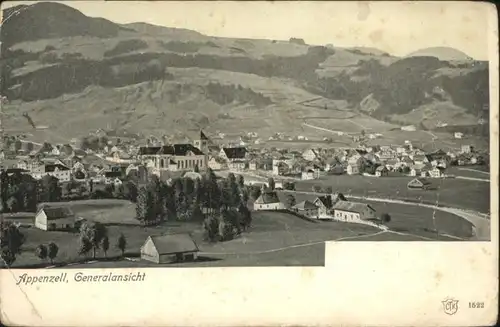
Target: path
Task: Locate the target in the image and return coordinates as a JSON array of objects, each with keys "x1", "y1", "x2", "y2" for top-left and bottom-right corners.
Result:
[
  {"x1": 282, "y1": 190, "x2": 490, "y2": 241},
  {"x1": 458, "y1": 168, "x2": 490, "y2": 175},
  {"x1": 455, "y1": 176, "x2": 490, "y2": 182}
]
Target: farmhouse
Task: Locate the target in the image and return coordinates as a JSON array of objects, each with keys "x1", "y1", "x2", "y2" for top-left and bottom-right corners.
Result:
[
  {"x1": 407, "y1": 178, "x2": 433, "y2": 190},
  {"x1": 292, "y1": 200, "x2": 319, "y2": 218},
  {"x1": 346, "y1": 164, "x2": 359, "y2": 175},
  {"x1": 375, "y1": 165, "x2": 389, "y2": 177},
  {"x1": 207, "y1": 156, "x2": 226, "y2": 171},
  {"x1": 428, "y1": 167, "x2": 445, "y2": 178},
  {"x1": 313, "y1": 195, "x2": 334, "y2": 217},
  {"x1": 34, "y1": 206, "x2": 76, "y2": 231},
  {"x1": 253, "y1": 191, "x2": 284, "y2": 211},
  {"x1": 332, "y1": 201, "x2": 378, "y2": 223},
  {"x1": 140, "y1": 234, "x2": 200, "y2": 264}
]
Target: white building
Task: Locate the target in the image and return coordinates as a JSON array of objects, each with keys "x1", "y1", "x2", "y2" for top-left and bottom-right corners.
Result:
[
  {"x1": 140, "y1": 234, "x2": 199, "y2": 264},
  {"x1": 253, "y1": 191, "x2": 284, "y2": 211},
  {"x1": 34, "y1": 206, "x2": 76, "y2": 231},
  {"x1": 31, "y1": 163, "x2": 72, "y2": 182},
  {"x1": 332, "y1": 201, "x2": 378, "y2": 223}
]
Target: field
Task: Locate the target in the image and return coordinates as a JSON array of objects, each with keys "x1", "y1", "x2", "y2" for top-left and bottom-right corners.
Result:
[
  {"x1": 2, "y1": 192, "x2": 472, "y2": 269},
  {"x1": 285, "y1": 192, "x2": 474, "y2": 239},
  {"x1": 296, "y1": 175, "x2": 490, "y2": 214}
]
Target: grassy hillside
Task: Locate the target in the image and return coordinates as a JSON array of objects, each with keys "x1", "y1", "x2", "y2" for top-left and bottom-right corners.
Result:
[{"x1": 0, "y1": 2, "x2": 490, "y2": 140}]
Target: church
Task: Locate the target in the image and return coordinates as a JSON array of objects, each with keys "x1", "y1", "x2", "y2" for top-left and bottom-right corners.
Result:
[{"x1": 138, "y1": 131, "x2": 209, "y2": 172}]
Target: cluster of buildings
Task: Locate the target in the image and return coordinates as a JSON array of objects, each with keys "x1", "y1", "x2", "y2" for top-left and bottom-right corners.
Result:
[
  {"x1": 252, "y1": 189, "x2": 380, "y2": 225},
  {"x1": 1, "y1": 130, "x2": 486, "y2": 188}
]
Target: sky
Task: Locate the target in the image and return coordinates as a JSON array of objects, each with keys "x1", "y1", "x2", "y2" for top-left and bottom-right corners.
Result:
[{"x1": 1, "y1": 1, "x2": 493, "y2": 60}]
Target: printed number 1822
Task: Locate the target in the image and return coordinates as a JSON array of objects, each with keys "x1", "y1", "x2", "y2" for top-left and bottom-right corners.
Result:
[{"x1": 469, "y1": 302, "x2": 485, "y2": 309}]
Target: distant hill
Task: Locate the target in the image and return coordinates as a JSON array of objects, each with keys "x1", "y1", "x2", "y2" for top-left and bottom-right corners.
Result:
[
  {"x1": 0, "y1": 2, "x2": 489, "y2": 141},
  {"x1": 406, "y1": 47, "x2": 474, "y2": 61},
  {"x1": 1, "y1": 2, "x2": 131, "y2": 49}
]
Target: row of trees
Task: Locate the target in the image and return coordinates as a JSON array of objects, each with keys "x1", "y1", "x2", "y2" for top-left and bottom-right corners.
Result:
[{"x1": 77, "y1": 221, "x2": 127, "y2": 259}]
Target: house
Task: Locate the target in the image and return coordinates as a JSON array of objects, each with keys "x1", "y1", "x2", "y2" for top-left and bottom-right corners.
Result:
[
  {"x1": 332, "y1": 201, "x2": 378, "y2": 223},
  {"x1": 273, "y1": 161, "x2": 290, "y2": 176},
  {"x1": 407, "y1": 178, "x2": 433, "y2": 190},
  {"x1": 228, "y1": 160, "x2": 246, "y2": 171},
  {"x1": 327, "y1": 164, "x2": 344, "y2": 175},
  {"x1": 375, "y1": 165, "x2": 389, "y2": 177},
  {"x1": 385, "y1": 158, "x2": 401, "y2": 171},
  {"x1": 313, "y1": 195, "x2": 334, "y2": 217},
  {"x1": 107, "y1": 151, "x2": 136, "y2": 164},
  {"x1": 249, "y1": 160, "x2": 258, "y2": 171},
  {"x1": 412, "y1": 154, "x2": 428, "y2": 165},
  {"x1": 292, "y1": 200, "x2": 319, "y2": 218},
  {"x1": 429, "y1": 167, "x2": 445, "y2": 178},
  {"x1": 454, "y1": 132, "x2": 463, "y2": 139},
  {"x1": 139, "y1": 144, "x2": 207, "y2": 172},
  {"x1": 409, "y1": 163, "x2": 427, "y2": 177},
  {"x1": 207, "y1": 156, "x2": 226, "y2": 171},
  {"x1": 301, "y1": 168, "x2": 316, "y2": 180},
  {"x1": 140, "y1": 234, "x2": 200, "y2": 264},
  {"x1": 347, "y1": 164, "x2": 359, "y2": 175},
  {"x1": 219, "y1": 147, "x2": 248, "y2": 162},
  {"x1": 461, "y1": 145, "x2": 473, "y2": 154},
  {"x1": 34, "y1": 206, "x2": 76, "y2": 231},
  {"x1": 302, "y1": 149, "x2": 319, "y2": 161},
  {"x1": 253, "y1": 191, "x2": 284, "y2": 211},
  {"x1": 31, "y1": 163, "x2": 72, "y2": 182}
]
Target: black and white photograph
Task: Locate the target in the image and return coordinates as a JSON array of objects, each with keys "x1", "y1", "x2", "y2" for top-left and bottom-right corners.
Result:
[{"x1": 0, "y1": 1, "x2": 493, "y2": 270}]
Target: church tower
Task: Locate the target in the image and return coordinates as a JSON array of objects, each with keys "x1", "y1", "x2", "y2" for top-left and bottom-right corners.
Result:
[{"x1": 193, "y1": 130, "x2": 209, "y2": 153}]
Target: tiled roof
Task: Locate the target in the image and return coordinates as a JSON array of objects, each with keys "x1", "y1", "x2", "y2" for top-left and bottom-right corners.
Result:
[
  {"x1": 148, "y1": 233, "x2": 199, "y2": 255},
  {"x1": 255, "y1": 191, "x2": 281, "y2": 204},
  {"x1": 159, "y1": 144, "x2": 204, "y2": 156},
  {"x1": 332, "y1": 201, "x2": 377, "y2": 220},
  {"x1": 37, "y1": 206, "x2": 74, "y2": 220},
  {"x1": 222, "y1": 147, "x2": 247, "y2": 159},
  {"x1": 138, "y1": 146, "x2": 162, "y2": 155},
  {"x1": 315, "y1": 195, "x2": 333, "y2": 208},
  {"x1": 293, "y1": 200, "x2": 318, "y2": 210}
]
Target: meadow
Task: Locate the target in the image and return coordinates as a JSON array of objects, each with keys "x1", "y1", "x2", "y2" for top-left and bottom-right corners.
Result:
[{"x1": 296, "y1": 175, "x2": 490, "y2": 214}]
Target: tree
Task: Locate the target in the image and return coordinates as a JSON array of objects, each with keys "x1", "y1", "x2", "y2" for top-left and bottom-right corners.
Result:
[
  {"x1": 325, "y1": 186, "x2": 333, "y2": 194},
  {"x1": 136, "y1": 186, "x2": 154, "y2": 225},
  {"x1": 0, "y1": 222, "x2": 25, "y2": 267},
  {"x1": 285, "y1": 194, "x2": 296, "y2": 208},
  {"x1": 380, "y1": 213, "x2": 391, "y2": 223},
  {"x1": 79, "y1": 222, "x2": 107, "y2": 259},
  {"x1": 238, "y1": 202, "x2": 252, "y2": 231},
  {"x1": 268, "y1": 177, "x2": 275, "y2": 190},
  {"x1": 203, "y1": 215, "x2": 219, "y2": 242},
  {"x1": 35, "y1": 244, "x2": 48, "y2": 262},
  {"x1": 312, "y1": 185, "x2": 322, "y2": 193},
  {"x1": 117, "y1": 233, "x2": 127, "y2": 256},
  {"x1": 101, "y1": 236, "x2": 110, "y2": 257},
  {"x1": 237, "y1": 175, "x2": 245, "y2": 189},
  {"x1": 78, "y1": 236, "x2": 93, "y2": 258},
  {"x1": 47, "y1": 242, "x2": 59, "y2": 264},
  {"x1": 194, "y1": 164, "x2": 200, "y2": 173}
]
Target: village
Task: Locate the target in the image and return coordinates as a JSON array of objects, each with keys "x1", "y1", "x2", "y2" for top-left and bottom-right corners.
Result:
[{"x1": 0, "y1": 128, "x2": 490, "y2": 268}]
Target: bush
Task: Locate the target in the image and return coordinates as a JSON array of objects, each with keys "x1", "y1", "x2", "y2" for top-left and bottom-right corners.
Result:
[{"x1": 380, "y1": 213, "x2": 391, "y2": 223}]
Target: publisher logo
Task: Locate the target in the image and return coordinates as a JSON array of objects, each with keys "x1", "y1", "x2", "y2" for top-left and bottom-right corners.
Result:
[{"x1": 442, "y1": 298, "x2": 459, "y2": 315}]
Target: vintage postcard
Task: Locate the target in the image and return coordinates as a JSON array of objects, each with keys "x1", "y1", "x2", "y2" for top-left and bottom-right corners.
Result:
[{"x1": 0, "y1": 0, "x2": 498, "y2": 326}]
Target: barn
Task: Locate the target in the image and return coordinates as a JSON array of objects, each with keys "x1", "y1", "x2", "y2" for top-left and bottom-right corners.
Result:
[
  {"x1": 407, "y1": 178, "x2": 433, "y2": 190},
  {"x1": 34, "y1": 206, "x2": 76, "y2": 231},
  {"x1": 140, "y1": 233, "x2": 200, "y2": 264}
]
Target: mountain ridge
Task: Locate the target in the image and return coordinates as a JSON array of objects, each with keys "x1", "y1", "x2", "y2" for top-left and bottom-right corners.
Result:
[{"x1": 0, "y1": 2, "x2": 489, "y2": 141}]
